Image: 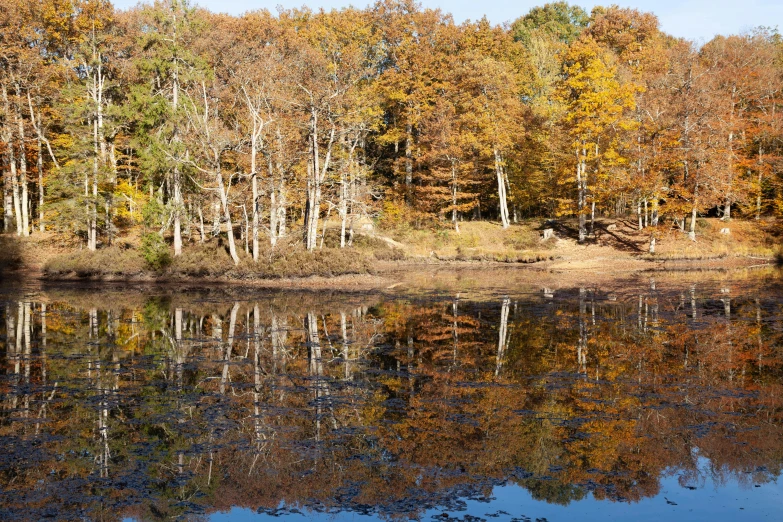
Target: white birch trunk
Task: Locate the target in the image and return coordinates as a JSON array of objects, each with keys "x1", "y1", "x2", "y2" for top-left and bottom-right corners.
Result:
[
  {"x1": 494, "y1": 149, "x2": 510, "y2": 229},
  {"x1": 339, "y1": 172, "x2": 348, "y2": 248},
  {"x1": 198, "y1": 203, "x2": 205, "y2": 243},
  {"x1": 576, "y1": 146, "x2": 586, "y2": 243},
  {"x1": 452, "y1": 163, "x2": 459, "y2": 233},
  {"x1": 8, "y1": 129, "x2": 22, "y2": 236},
  {"x1": 16, "y1": 114, "x2": 29, "y2": 237},
  {"x1": 37, "y1": 136, "x2": 43, "y2": 232},
  {"x1": 3, "y1": 167, "x2": 11, "y2": 233},
  {"x1": 216, "y1": 167, "x2": 240, "y2": 265},
  {"x1": 495, "y1": 297, "x2": 510, "y2": 377}
]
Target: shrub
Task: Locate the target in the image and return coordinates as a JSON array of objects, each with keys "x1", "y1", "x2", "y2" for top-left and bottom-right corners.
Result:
[
  {"x1": 140, "y1": 233, "x2": 172, "y2": 270},
  {"x1": 263, "y1": 247, "x2": 372, "y2": 278},
  {"x1": 44, "y1": 246, "x2": 145, "y2": 277},
  {"x1": 170, "y1": 240, "x2": 236, "y2": 276},
  {"x1": 374, "y1": 247, "x2": 406, "y2": 261}
]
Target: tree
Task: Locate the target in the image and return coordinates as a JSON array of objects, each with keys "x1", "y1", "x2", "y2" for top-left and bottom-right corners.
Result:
[
  {"x1": 129, "y1": 0, "x2": 206, "y2": 256},
  {"x1": 556, "y1": 37, "x2": 638, "y2": 243},
  {"x1": 511, "y1": 1, "x2": 589, "y2": 47}
]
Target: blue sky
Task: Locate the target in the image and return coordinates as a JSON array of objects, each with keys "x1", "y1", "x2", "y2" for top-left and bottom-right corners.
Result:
[{"x1": 110, "y1": 0, "x2": 782, "y2": 42}]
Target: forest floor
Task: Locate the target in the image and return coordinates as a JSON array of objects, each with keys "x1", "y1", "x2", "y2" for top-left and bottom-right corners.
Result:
[{"x1": 0, "y1": 217, "x2": 779, "y2": 289}]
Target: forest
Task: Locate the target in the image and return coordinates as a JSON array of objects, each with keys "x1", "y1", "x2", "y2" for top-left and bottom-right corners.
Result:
[{"x1": 1, "y1": 0, "x2": 782, "y2": 267}]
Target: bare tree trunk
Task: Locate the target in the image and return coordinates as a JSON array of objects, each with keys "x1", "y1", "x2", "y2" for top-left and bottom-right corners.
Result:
[
  {"x1": 251, "y1": 135, "x2": 259, "y2": 261},
  {"x1": 212, "y1": 199, "x2": 220, "y2": 237},
  {"x1": 341, "y1": 312, "x2": 351, "y2": 380},
  {"x1": 309, "y1": 178, "x2": 322, "y2": 250},
  {"x1": 3, "y1": 166, "x2": 11, "y2": 233},
  {"x1": 339, "y1": 173, "x2": 348, "y2": 248},
  {"x1": 405, "y1": 122, "x2": 413, "y2": 202},
  {"x1": 16, "y1": 108, "x2": 29, "y2": 237},
  {"x1": 306, "y1": 312, "x2": 322, "y2": 439},
  {"x1": 171, "y1": 63, "x2": 182, "y2": 257},
  {"x1": 578, "y1": 288, "x2": 587, "y2": 374},
  {"x1": 242, "y1": 204, "x2": 249, "y2": 255},
  {"x1": 637, "y1": 199, "x2": 643, "y2": 231},
  {"x1": 269, "y1": 187, "x2": 278, "y2": 248},
  {"x1": 2, "y1": 86, "x2": 19, "y2": 234},
  {"x1": 494, "y1": 149, "x2": 510, "y2": 229},
  {"x1": 91, "y1": 141, "x2": 98, "y2": 249},
  {"x1": 173, "y1": 168, "x2": 182, "y2": 256},
  {"x1": 452, "y1": 163, "x2": 459, "y2": 233},
  {"x1": 220, "y1": 303, "x2": 240, "y2": 395},
  {"x1": 304, "y1": 158, "x2": 315, "y2": 250},
  {"x1": 7, "y1": 130, "x2": 22, "y2": 236},
  {"x1": 270, "y1": 135, "x2": 285, "y2": 247},
  {"x1": 197, "y1": 203, "x2": 205, "y2": 243},
  {"x1": 495, "y1": 297, "x2": 510, "y2": 377},
  {"x1": 37, "y1": 136, "x2": 43, "y2": 232},
  {"x1": 339, "y1": 172, "x2": 348, "y2": 248},
  {"x1": 88, "y1": 116, "x2": 98, "y2": 251},
  {"x1": 216, "y1": 167, "x2": 240, "y2": 265},
  {"x1": 175, "y1": 308, "x2": 183, "y2": 390},
  {"x1": 576, "y1": 146, "x2": 586, "y2": 243},
  {"x1": 756, "y1": 146, "x2": 764, "y2": 220},
  {"x1": 305, "y1": 111, "x2": 335, "y2": 251},
  {"x1": 689, "y1": 205, "x2": 697, "y2": 241}
]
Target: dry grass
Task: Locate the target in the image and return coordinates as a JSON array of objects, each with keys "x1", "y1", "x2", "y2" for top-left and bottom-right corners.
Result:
[
  {"x1": 22, "y1": 216, "x2": 783, "y2": 281},
  {"x1": 43, "y1": 236, "x2": 374, "y2": 280},
  {"x1": 647, "y1": 219, "x2": 778, "y2": 260},
  {"x1": 382, "y1": 220, "x2": 556, "y2": 262},
  {"x1": 44, "y1": 246, "x2": 146, "y2": 276}
]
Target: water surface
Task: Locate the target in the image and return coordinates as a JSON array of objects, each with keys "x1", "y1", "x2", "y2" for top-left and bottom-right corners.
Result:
[{"x1": 1, "y1": 273, "x2": 782, "y2": 521}]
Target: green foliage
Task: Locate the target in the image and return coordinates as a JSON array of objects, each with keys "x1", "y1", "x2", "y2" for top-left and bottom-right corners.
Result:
[
  {"x1": 141, "y1": 198, "x2": 165, "y2": 229},
  {"x1": 511, "y1": 2, "x2": 589, "y2": 45},
  {"x1": 140, "y1": 233, "x2": 172, "y2": 270},
  {"x1": 141, "y1": 296, "x2": 172, "y2": 333}
]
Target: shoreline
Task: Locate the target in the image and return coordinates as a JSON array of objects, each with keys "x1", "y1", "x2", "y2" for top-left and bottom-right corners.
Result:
[{"x1": 6, "y1": 254, "x2": 777, "y2": 292}]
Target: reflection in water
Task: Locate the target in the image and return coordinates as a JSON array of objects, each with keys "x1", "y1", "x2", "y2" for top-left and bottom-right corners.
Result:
[{"x1": 0, "y1": 280, "x2": 782, "y2": 521}]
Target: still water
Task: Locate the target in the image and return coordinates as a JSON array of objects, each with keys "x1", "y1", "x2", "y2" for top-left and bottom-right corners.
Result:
[{"x1": 1, "y1": 273, "x2": 782, "y2": 521}]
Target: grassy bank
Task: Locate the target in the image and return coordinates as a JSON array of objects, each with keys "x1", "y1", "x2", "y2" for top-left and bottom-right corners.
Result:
[
  {"x1": 0, "y1": 217, "x2": 778, "y2": 282},
  {"x1": 42, "y1": 239, "x2": 377, "y2": 280}
]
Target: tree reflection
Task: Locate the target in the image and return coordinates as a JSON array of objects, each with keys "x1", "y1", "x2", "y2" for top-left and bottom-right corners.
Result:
[{"x1": 0, "y1": 283, "x2": 782, "y2": 520}]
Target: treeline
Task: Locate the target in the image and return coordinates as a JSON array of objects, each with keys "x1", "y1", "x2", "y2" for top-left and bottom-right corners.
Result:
[{"x1": 1, "y1": 0, "x2": 782, "y2": 261}]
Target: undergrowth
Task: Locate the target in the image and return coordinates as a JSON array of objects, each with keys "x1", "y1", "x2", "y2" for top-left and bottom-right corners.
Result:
[
  {"x1": 44, "y1": 237, "x2": 374, "y2": 279},
  {"x1": 44, "y1": 246, "x2": 146, "y2": 276}
]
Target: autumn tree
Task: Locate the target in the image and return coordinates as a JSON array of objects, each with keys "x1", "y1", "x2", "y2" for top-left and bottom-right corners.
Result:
[{"x1": 556, "y1": 36, "x2": 638, "y2": 243}]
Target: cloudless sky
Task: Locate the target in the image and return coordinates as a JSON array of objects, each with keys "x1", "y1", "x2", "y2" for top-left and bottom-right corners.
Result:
[{"x1": 110, "y1": 0, "x2": 782, "y2": 42}]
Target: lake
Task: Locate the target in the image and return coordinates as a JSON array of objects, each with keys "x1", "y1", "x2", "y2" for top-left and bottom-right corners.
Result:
[{"x1": 1, "y1": 270, "x2": 782, "y2": 521}]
